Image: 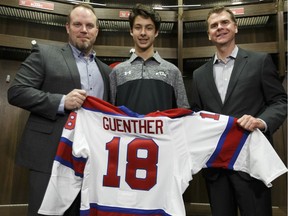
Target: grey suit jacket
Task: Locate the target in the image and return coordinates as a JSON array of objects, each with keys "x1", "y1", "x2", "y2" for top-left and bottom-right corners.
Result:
[{"x1": 8, "y1": 43, "x2": 111, "y2": 173}]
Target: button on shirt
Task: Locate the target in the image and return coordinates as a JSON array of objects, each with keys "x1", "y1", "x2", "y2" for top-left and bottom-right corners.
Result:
[
  {"x1": 71, "y1": 45, "x2": 104, "y2": 99},
  {"x1": 213, "y1": 46, "x2": 238, "y2": 103}
]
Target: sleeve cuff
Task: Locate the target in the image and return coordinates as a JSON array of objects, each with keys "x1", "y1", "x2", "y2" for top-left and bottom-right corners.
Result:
[
  {"x1": 57, "y1": 95, "x2": 66, "y2": 114},
  {"x1": 257, "y1": 118, "x2": 267, "y2": 132}
]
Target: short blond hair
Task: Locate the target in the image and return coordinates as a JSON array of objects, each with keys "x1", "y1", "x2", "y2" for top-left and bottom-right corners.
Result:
[{"x1": 67, "y1": 3, "x2": 99, "y2": 27}]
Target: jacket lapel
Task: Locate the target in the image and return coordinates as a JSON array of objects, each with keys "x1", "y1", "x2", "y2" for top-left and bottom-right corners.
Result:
[
  {"x1": 61, "y1": 44, "x2": 81, "y2": 88},
  {"x1": 224, "y1": 48, "x2": 247, "y2": 104},
  {"x1": 205, "y1": 58, "x2": 224, "y2": 109}
]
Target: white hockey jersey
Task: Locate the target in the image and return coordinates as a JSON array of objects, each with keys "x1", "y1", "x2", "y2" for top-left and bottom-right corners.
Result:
[{"x1": 38, "y1": 96, "x2": 287, "y2": 216}]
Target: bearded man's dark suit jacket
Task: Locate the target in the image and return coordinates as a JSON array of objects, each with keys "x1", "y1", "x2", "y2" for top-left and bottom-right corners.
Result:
[
  {"x1": 190, "y1": 47, "x2": 287, "y2": 215},
  {"x1": 7, "y1": 43, "x2": 111, "y2": 214}
]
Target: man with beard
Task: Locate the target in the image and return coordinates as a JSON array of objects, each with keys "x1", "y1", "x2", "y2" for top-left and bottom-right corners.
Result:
[
  {"x1": 109, "y1": 4, "x2": 189, "y2": 114},
  {"x1": 7, "y1": 3, "x2": 111, "y2": 215}
]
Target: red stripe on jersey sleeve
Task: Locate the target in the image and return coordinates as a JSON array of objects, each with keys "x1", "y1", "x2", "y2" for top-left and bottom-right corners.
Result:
[
  {"x1": 56, "y1": 140, "x2": 72, "y2": 163},
  {"x1": 211, "y1": 118, "x2": 246, "y2": 169},
  {"x1": 56, "y1": 139, "x2": 86, "y2": 177}
]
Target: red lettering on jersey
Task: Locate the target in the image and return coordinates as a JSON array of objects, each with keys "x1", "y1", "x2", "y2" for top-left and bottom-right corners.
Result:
[{"x1": 103, "y1": 137, "x2": 159, "y2": 191}]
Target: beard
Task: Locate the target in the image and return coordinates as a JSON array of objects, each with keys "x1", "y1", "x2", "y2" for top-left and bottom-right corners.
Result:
[
  {"x1": 76, "y1": 40, "x2": 91, "y2": 53},
  {"x1": 75, "y1": 36, "x2": 96, "y2": 54}
]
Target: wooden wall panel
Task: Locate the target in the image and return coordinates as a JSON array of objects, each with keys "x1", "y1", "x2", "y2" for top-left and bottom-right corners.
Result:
[
  {"x1": 0, "y1": 60, "x2": 29, "y2": 207},
  {"x1": 0, "y1": 18, "x2": 67, "y2": 43}
]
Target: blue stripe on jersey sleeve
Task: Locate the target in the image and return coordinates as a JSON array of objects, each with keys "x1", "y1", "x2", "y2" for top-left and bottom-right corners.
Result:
[
  {"x1": 206, "y1": 116, "x2": 235, "y2": 167},
  {"x1": 227, "y1": 130, "x2": 249, "y2": 169}
]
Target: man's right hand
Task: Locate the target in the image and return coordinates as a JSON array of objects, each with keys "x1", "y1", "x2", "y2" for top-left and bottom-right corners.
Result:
[{"x1": 64, "y1": 89, "x2": 87, "y2": 110}]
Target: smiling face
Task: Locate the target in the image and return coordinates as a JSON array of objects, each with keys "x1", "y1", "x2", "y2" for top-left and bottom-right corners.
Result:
[
  {"x1": 207, "y1": 10, "x2": 238, "y2": 48},
  {"x1": 66, "y1": 6, "x2": 99, "y2": 55},
  {"x1": 130, "y1": 15, "x2": 158, "y2": 56}
]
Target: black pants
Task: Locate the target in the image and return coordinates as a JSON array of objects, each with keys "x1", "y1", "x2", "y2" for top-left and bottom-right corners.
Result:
[
  {"x1": 28, "y1": 170, "x2": 80, "y2": 216},
  {"x1": 204, "y1": 169, "x2": 272, "y2": 216}
]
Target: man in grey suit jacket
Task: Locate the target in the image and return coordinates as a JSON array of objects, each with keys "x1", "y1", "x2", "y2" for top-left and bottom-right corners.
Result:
[
  {"x1": 190, "y1": 6, "x2": 287, "y2": 216},
  {"x1": 7, "y1": 3, "x2": 111, "y2": 216}
]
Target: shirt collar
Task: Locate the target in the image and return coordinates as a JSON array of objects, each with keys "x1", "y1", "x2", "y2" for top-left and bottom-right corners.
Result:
[
  {"x1": 69, "y1": 43, "x2": 96, "y2": 60},
  {"x1": 213, "y1": 46, "x2": 238, "y2": 64},
  {"x1": 128, "y1": 51, "x2": 161, "y2": 64}
]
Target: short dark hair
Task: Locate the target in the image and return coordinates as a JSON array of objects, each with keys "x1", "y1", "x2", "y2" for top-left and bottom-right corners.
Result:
[
  {"x1": 206, "y1": 6, "x2": 237, "y2": 29},
  {"x1": 67, "y1": 3, "x2": 99, "y2": 27},
  {"x1": 129, "y1": 4, "x2": 161, "y2": 32}
]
